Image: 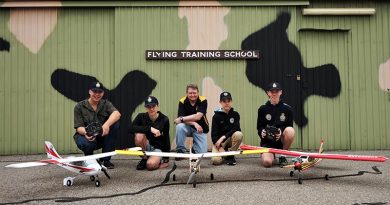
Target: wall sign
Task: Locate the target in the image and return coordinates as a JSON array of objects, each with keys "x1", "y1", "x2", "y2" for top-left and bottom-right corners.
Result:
[{"x1": 145, "y1": 50, "x2": 259, "y2": 60}]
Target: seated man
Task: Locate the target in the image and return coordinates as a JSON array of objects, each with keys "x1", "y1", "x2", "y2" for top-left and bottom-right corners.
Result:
[
  {"x1": 174, "y1": 84, "x2": 209, "y2": 157},
  {"x1": 129, "y1": 96, "x2": 170, "y2": 170},
  {"x1": 73, "y1": 81, "x2": 121, "y2": 169},
  {"x1": 257, "y1": 82, "x2": 295, "y2": 167},
  {"x1": 211, "y1": 92, "x2": 243, "y2": 166}
]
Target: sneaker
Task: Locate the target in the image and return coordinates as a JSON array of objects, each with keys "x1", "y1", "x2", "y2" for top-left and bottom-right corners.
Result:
[
  {"x1": 175, "y1": 150, "x2": 185, "y2": 161},
  {"x1": 103, "y1": 160, "x2": 115, "y2": 169},
  {"x1": 279, "y1": 155, "x2": 288, "y2": 166},
  {"x1": 226, "y1": 156, "x2": 237, "y2": 166},
  {"x1": 136, "y1": 158, "x2": 147, "y2": 170}
]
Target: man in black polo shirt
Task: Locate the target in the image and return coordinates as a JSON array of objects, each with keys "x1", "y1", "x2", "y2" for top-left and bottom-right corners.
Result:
[
  {"x1": 174, "y1": 84, "x2": 209, "y2": 155},
  {"x1": 74, "y1": 81, "x2": 121, "y2": 169},
  {"x1": 129, "y1": 96, "x2": 170, "y2": 170},
  {"x1": 257, "y1": 82, "x2": 295, "y2": 167}
]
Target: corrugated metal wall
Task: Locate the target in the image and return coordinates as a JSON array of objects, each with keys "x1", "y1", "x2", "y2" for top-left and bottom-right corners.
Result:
[{"x1": 0, "y1": 1, "x2": 389, "y2": 154}]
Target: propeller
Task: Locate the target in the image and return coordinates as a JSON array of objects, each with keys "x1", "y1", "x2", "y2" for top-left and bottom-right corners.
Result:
[
  {"x1": 96, "y1": 159, "x2": 111, "y2": 179},
  {"x1": 186, "y1": 154, "x2": 204, "y2": 184}
]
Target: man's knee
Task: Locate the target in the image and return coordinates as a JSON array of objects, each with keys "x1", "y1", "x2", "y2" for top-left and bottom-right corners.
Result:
[
  {"x1": 232, "y1": 131, "x2": 244, "y2": 141},
  {"x1": 262, "y1": 159, "x2": 273, "y2": 168},
  {"x1": 283, "y1": 127, "x2": 295, "y2": 140},
  {"x1": 212, "y1": 157, "x2": 223, "y2": 165},
  {"x1": 146, "y1": 159, "x2": 160, "y2": 171},
  {"x1": 134, "y1": 133, "x2": 146, "y2": 145}
]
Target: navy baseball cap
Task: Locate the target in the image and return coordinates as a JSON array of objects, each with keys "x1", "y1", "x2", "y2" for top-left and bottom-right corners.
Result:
[
  {"x1": 220, "y1": 92, "x2": 232, "y2": 101},
  {"x1": 90, "y1": 81, "x2": 104, "y2": 92},
  {"x1": 144, "y1": 96, "x2": 159, "y2": 107},
  {"x1": 267, "y1": 82, "x2": 282, "y2": 91}
]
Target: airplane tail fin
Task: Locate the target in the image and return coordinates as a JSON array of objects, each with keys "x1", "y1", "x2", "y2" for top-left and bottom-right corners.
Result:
[
  {"x1": 44, "y1": 141, "x2": 62, "y2": 159},
  {"x1": 318, "y1": 140, "x2": 324, "y2": 154}
]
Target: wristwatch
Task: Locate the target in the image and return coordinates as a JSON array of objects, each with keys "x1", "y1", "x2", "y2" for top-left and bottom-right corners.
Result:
[{"x1": 180, "y1": 117, "x2": 184, "y2": 122}]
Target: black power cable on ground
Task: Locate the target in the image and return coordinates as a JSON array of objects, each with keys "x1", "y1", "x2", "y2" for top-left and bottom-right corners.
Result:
[{"x1": 0, "y1": 166, "x2": 383, "y2": 204}]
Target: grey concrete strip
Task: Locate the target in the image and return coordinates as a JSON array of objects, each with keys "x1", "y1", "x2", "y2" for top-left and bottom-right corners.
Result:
[{"x1": 0, "y1": 150, "x2": 389, "y2": 205}]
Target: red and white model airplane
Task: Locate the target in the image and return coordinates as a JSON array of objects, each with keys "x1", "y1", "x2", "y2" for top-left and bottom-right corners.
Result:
[
  {"x1": 6, "y1": 141, "x2": 117, "y2": 187},
  {"x1": 240, "y1": 141, "x2": 388, "y2": 184}
]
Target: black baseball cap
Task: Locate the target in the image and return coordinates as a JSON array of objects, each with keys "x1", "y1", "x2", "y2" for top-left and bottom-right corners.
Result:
[
  {"x1": 90, "y1": 81, "x2": 104, "y2": 92},
  {"x1": 144, "y1": 96, "x2": 159, "y2": 107},
  {"x1": 267, "y1": 82, "x2": 282, "y2": 91},
  {"x1": 220, "y1": 91, "x2": 232, "y2": 101}
]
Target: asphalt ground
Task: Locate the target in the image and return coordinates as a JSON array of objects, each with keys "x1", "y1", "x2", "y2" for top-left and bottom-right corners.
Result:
[{"x1": 0, "y1": 150, "x2": 389, "y2": 205}]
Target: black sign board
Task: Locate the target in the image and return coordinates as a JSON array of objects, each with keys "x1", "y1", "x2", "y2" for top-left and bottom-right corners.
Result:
[{"x1": 145, "y1": 50, "x2": 259, "y2": 60}]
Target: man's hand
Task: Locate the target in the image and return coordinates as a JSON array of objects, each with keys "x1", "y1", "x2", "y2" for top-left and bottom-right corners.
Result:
[
  {"x1": 101, "y1": 124, "x2": 110, "y2": 136},
  {"x1": 151, "y1": 127, "x2": 161, "y2": 137},
  {"x1": 85, "y1": 135, "x2": 95, "y2": 141},
  {"x1": 193, "y1": 122, "x2": 203, "y2": 133},
  {"x1": 261, "y1": 129, "x2": 267, "y2": 138},
  {"x1": 215, "y1": 136, "x2": 226, "y2": 149},
  {"x1": 174, "y1": 117, "x2": 182, "y2": 124},
  {"x1": 275, "y1": 128, "x2": 282, "y2": 141}
]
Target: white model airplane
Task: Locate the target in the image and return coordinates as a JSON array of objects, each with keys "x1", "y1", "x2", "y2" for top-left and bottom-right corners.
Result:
[
  {"x1": 115, "y1": 148, "x2": 266, "y2": 187},
  {"x1": 6, "y1": 141, "x2": 117, "y2": 187}
]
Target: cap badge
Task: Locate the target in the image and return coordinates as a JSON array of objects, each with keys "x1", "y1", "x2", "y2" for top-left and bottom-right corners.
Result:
[
  {"x1": 147, "y1": 97, "x2": 152, "y2": 102},
  {"x1": 96, "y1": 82, "x2": 101, "y2": 88}
]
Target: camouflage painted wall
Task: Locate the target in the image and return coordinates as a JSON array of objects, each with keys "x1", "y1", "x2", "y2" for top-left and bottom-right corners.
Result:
[{"x1": 0, "y1": 0, "x2": 389, "y2": 154}]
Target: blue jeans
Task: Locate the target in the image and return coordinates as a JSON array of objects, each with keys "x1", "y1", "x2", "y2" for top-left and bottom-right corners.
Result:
[
  {"x1": 175, "y1": 123, "x2": 207, "y2": 153},
  {"x1": 75, "y1": 123, "x2": 119, "y2": 161}
]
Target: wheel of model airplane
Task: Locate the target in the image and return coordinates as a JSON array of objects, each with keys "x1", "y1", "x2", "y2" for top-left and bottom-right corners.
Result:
[
  {"x1": 210, "y1": 173, "x2": 214, "y2": 180},
  {"x1": 298, "y1": 177, "x2": 302, "y2": 184},
  {"x1": 172, "y1": 174, "x2": 176, "y2": 181},
  {"x1": 66, "y1": 179, "x2": 72, "y2": 186},
  {"x1": 325, "y1": 174, "x2": 329, "y2": 180},
  {"x1": 289, "y1": 171, "x2": 294, "y2": 177},
  {"x1": 192, "y1": 181, "x2": 196, "y2": 188},
  {"x1": 90, "y1": 176, "x2": 95, "y2": 181},
  {"x1": 95, "y1": 180, "x2": 100, "y2": 187}
]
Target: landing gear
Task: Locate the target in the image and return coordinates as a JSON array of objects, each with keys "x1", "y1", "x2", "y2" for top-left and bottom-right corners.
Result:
[
  {"x1": 210, "y1": 173, "x2": 214, "y2": 180},
  {"x1": 95, "y1": 180, "x2": 100, "y2": 187},
  {"x1": 63, "y1": 177, "x2": 74, "y2": 187},
  {"x1": 172, "y1": 174, "x2": 176, "y2": 181},
  {"x1": 325, "y1": 174, "x2": 329, "y2": 180},
  {"x1": 297, "y1": 171, "x2": 303, "y2": 184},
  {"x1": 298, "y1": 177, "x2": 302, "y2": 184},
  {"x1": 192, "y1": 181, "x2": 196, "y2": 188},
  {"x1": 289, "y1": 171, "x2": 294, "y2": 177}
]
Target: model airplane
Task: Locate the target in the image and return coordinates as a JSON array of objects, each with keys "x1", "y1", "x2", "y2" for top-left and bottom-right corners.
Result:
[
  {"x1": 115, "y1": 148, "x2": 267, "y2": 187},
  {"x1": 5, "y1": 141, "x2": 118, "y2": 187},
  {"x1": 240, "y1": 141, "x2": 388, "y2": 184}
]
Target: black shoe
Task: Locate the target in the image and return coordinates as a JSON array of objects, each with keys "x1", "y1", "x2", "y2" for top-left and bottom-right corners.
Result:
[
  {"x1": 175, "y1": 150, "x2": 185, "y2": 161},
  {"x1": 103, "y1": 160, "x2": 114, "y2": 169},
  {"x1": 226, "y1": 156, "x2": 237, "y2": 166},
  {"x1": 279, "y1": 155, "x2": 288, "y2": 166},
  {"x1": 136, "y1": 158, "x2": 147, "y2": 170}
]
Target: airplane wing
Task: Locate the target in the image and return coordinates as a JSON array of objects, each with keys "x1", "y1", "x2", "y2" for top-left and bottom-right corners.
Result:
[
  {"x1": 5, "y1": 151, "x2": 117, "y2": 168},
  {"x1": 240, "y1": 144, "x2": 388, "y2": 162},
  {"x1": 115, "y1": 149, "x2": 269, "y2": 158},
  {"x1": 5, "y1": 162, "x2": 50, "y2": 168},
  {"x1": 55, "y1": 151, "x2": 117, "y2": 163}
]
